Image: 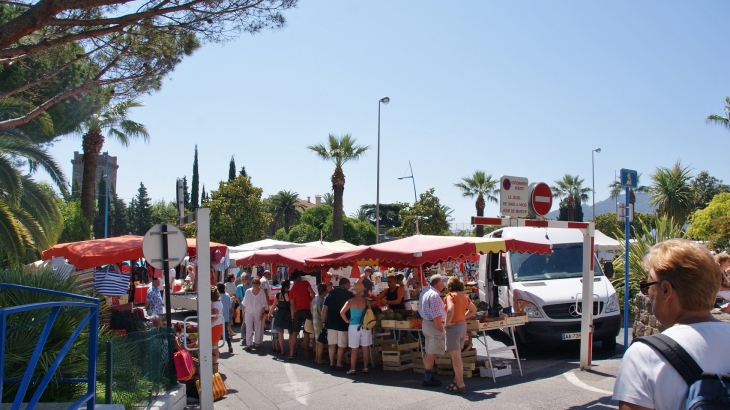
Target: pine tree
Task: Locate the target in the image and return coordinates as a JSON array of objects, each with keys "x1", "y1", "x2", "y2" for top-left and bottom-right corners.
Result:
[
  {"x1": 182, "y1": 176, "x2": 191, "y2": 211},
  {"x1": 228, "y1": 156, "x2": 236, "y2": 181},
  {"x1": 132, "y1": 182, "x2": 152, "y2": 234},
  {"x1": 239, "y1": 166, "x2": 247, "y2": 178},
  {"x1": 110, "y1": 185, "x2": 129, "y2": 236},
  {"x1": 191, "y1": 145, "x2": 199, "y2": 211}
]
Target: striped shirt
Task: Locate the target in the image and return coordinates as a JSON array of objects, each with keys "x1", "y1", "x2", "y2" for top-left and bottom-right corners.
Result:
[{"x1": 419, "y1": 287, "x2": 446, "y2": 322}]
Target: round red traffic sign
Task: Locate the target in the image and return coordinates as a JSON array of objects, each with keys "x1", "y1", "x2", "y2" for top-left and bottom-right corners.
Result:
[{"x1": 529, "y1": 182, "x2": 553, "y2": 217}]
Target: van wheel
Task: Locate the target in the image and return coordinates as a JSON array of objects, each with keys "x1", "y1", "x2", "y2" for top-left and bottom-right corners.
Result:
[{"x1": 601, "y1": 338, "x2": 617, "y2": 350}]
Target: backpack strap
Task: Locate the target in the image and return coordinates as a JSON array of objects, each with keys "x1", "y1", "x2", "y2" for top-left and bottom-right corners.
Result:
[{"x1": 633, "y1": 334, "x2": 703, "y2": 386}]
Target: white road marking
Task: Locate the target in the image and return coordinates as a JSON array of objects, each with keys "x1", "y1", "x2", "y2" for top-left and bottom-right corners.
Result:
[
  {"x1": 280, "y1": 362, "x2": 312, "y2": 405},
  {"x1": 563, "y1": 370, "x2": 613, "y2": 395}
]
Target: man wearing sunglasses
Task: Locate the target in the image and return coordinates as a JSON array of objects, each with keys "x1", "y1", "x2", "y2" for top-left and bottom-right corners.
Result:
[{"x1": 613, "y1": 239, "x2": 730, "y2": 410}]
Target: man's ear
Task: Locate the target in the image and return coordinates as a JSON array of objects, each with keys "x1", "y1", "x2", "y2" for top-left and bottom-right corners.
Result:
[{"x1": 660, "y1": 279, "x2": 673, "y2": 298}]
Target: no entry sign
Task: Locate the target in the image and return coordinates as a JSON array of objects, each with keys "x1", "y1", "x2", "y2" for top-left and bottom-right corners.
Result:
[{"x1": 528, "y1": 182, "x2": 553, "y2": 217}]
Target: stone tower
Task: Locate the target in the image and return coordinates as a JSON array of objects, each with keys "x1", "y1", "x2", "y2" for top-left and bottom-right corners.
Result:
[{"x1": 71, "y1": 152, "x2": 119, "y2": 195}]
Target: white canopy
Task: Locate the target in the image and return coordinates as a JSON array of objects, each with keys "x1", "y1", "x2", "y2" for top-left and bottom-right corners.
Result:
[
  {"x1": 228, "y1": 239, "x2": 305, "y2": 253},
  {"x1": 594, "y1": 230, "x2": 621, "y2": 252}
]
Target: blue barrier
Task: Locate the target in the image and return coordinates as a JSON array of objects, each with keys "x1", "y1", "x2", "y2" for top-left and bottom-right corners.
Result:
[{"x1": 0, "y1": 283, "x2": 100, "y2": 410}]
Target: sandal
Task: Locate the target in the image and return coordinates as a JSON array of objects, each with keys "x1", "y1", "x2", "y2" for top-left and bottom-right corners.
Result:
[
  {"x1": 346, "y1": 369, "x2": 356, "y2": 375},
  {"x1": 362, "y1": 368, "x2": 369, "y2": 374},
  {"x1": 446, "y1": 383, "x2": 465, "y2": 394},
  {"x1": 288, "y1": 356, "x2": 296, "y2": 360}
]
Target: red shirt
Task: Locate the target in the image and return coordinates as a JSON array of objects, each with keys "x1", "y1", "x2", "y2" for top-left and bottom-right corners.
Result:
[{"x1": 290, "y1": 280, "x2": 313, "y2": 311}]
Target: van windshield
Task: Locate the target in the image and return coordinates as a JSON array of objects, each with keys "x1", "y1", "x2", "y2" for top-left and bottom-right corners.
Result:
[{"x1": 510, "y1": 243, "x2": 604, "y2": 282}]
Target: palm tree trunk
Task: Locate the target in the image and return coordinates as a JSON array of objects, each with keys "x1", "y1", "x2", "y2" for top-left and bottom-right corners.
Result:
[
  {"x1": 567, "y1": 195, "x2": 576, "y2": 222},
  {"x1": 332, "y1": 167, "x2": 345, "y2": 240},
  {"x1": 81, "y1": 127, "x2": 105, "y2": 225},
  {"x1": 475, "y1": 195, "x2": 485, "y2": 237}
]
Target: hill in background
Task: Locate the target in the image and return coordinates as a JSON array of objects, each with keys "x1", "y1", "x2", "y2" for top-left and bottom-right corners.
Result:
[{"x1": 545, "y1": 192, "x2": 655, "y2": 220}]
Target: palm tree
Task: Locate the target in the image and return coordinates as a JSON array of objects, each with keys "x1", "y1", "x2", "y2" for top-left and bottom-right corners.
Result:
[
  {"x1": 350, "y1": 208, "x2": 368, "y2": 221},
  {"x1": 268, "y1": 190, "x2": 305, "y2": 233},
  {"x1": 322, "y1": 192, "x2": 334, "y2": 207},
  {"x1": 307, "y1": 134, "x2": 369, "y2": 240},
  {"x1": 551, "y1": 174, "x2": 590, "y2": 222},
  {"x1": 706, "y1": 96, "x2": 730, "y2": 131},
  {"x1": 608, "y1": 173, "x2": 649, "y2": 206},
  {"x1": 75, "y1": 101, "x2": 149, "y2": 225},
  {"x1": 454, "y1": 171, "x2": 498, "y2": 237},
  {"x1": 0, "y1": 100, "x2": 66, "y2": 263},
  {"x1": 650, "y1": 160, "x2": 693, "y2": 224}
]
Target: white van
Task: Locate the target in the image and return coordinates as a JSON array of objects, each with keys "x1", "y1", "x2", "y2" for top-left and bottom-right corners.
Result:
[{"x1": 480, "y1": 227, "x2": 621, "y2": 350}]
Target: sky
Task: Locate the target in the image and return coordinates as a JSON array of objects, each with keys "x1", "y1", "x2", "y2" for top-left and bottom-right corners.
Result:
[{"x1": 43, "y1": 1, "x2": 730, "y2": 230}]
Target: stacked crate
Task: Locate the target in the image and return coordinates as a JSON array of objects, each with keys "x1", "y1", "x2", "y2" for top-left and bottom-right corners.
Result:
[
  {"x1": 413, "y1": 343, "x2": 479, "y2": 378},
  {"x1": 381, "y1": 341, "x2": 420, "y2": 371}
]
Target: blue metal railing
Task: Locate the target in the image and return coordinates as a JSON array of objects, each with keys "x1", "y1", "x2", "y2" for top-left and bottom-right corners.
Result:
[{"x1": 0, "y1": 283, "x2": 100, "y2": 410}]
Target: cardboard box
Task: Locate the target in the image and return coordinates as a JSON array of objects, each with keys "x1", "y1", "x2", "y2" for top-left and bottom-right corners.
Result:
[
  {"x1": 480, "y1": 364, "x2": 512, "y2": 378},
  {"x1": 466, "y1": 320, "x2": 479, "y2": 331}
]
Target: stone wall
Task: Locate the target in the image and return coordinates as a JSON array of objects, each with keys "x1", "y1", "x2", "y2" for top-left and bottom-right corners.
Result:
[{"x1": 633, "y1": 294, "x2": 730, "y2": 338}]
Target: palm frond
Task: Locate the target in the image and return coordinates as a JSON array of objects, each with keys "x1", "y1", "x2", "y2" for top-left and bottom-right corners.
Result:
[
  {"x1": 18, "y1": 176, "x2": 63, "y2": 240},
  {"x1": 0, "y1": 154, "x2": 23, "y2": 199},
  {"x1": 0, "y1": 200, "x2": 27, "y2": 260}
]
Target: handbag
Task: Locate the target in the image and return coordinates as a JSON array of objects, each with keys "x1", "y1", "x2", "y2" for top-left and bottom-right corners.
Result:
[
  {"x1": 362, "y1": 307, "x2": 377, "y2": 330},
  {"x1": 317, "y1": 328, "x2": 328, "y2": 344},
  {"x1": 304, "y1": 318, "x2": 314, "y2": 334},
  {"x1": 196, "y1": 372, "x2": 227, "y2": 401},
  {"x1": 173, "y1": 350, "x2": 196, "y2": 381}
]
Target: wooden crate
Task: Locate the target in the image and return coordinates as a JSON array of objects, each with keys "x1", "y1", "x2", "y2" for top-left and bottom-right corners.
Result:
[
  {"x1": 383, "y1": 363, "x2": 414, "y2": 371},
  {"x1": 394, "y1": 320, "x2": 411, "y2": 329},
  {"x1": 381, "y1": 320, "x2": 396, "y2": 328},
  {"x1": 381, "y1": 341, "x2": 420, "y2": 352},
  {"x1": 382, "y1": 351, "x2": 412, "y2": 365},
  {"x1": 506, "y1": 315, "x2": 529, "y2": 325}
]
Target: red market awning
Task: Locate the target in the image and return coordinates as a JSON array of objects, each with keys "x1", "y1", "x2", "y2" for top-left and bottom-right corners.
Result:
[
  {"x1": 42, "y1": 235, "x2": 227, "y2": 270},
  {"x1": 304, "y1": 235, "x2": 551, "y2": 269},
  {"x1": 234, "y1": 246, "x2": 343, "y2": 271}
]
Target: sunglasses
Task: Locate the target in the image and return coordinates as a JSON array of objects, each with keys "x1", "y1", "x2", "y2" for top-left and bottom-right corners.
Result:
[{"x1": 639, "y1": 280, "x2": 659, "y2": 295}]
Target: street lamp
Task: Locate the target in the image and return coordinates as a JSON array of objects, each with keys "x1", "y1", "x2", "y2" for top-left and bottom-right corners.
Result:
[
  {"x1": 376, "y1": 96, "x2": 390, "y2": 243},
  {"x1": 592, "y1": 147, "x2": 601, "y2": 221},
  {"x1": 398, "y1": 160, "x2": 419, "y2": 234},
  {"x1": 103, "y1": 151, "x2": 109, "y2": 238}
]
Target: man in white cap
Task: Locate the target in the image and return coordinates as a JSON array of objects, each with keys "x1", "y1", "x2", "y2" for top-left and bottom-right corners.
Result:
[{"x1": 260, "y1": 269, "x2": 272, "y2": 301}]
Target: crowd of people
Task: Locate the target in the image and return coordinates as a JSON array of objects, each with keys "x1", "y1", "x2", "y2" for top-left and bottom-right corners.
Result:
[{"x1": 201, "y1": 265, "x2": 480, "y2": 395}]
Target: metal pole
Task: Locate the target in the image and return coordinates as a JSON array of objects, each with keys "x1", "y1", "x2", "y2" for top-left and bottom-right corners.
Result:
[
  {"x1": 196, "y1": 209, "x2": 213, "y2": 409},
  {"x1": 579, "y1": 223, "x2": 594, "y2": 370},
  {"x1": 105, "y1": 340, "x2": 113, "y2": 404},
  {"x1": 591, "y1": 150, "x2": 595, "y2": 221},
  {"x1": 376, "y1": 102, "x2": 381, "y2": 244},
  {"x1": 623, "y1": 187, "x2": 630, "y2": 352},
  {"x1": 162, "y1": 224, "x2": 173, "y2": 329},
  {"x1": 104, "y1": 152, "x2": 109, "y2": 238}
]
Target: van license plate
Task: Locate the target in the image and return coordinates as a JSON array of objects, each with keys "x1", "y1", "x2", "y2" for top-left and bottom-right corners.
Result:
[{"x1": 562, "y1": 332, "x2": 581, "y2": 340}]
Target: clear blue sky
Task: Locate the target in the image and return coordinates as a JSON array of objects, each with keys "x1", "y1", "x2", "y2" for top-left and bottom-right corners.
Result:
[{"x1": 45, "y1": 1, "x2": 730, "y2": 228}]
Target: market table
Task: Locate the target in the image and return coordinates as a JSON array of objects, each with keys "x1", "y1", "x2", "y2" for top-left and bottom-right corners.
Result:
[
  {"x1": 471, "y1": 321, "x2": 525, "y2": 383},
  {"x1": 134, "y1": 284, "x2": 150, "y2": 304}
]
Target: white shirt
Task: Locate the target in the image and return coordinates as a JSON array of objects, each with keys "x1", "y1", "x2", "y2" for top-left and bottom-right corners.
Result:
[
  {"x1": 242, "y1": 288, "x2": 268, "y2": 314},
  {"x1": 613, "y1": 321, "x2": 730, "y2": 409},
  {"x1": 211, "y1": 301, "x2": 224, "y2": 327}
]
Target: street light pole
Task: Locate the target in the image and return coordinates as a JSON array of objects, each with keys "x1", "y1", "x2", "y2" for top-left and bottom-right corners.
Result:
[
  {"x1": 376, "y1": 96, "x2": 390, "y2": 243},
  {"x1": 398, "y1": 160, "x2": 419, "y2": 235},
  {"x1": 592, "y1": 147, "x2": 601, "y2": 221},
  {"x1": 104, "y1": 151, "x2": 109, "y2": 238}
]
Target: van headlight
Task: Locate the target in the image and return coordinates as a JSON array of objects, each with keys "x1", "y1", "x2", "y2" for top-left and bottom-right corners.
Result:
[
  {"x1": 605, "y1": 293, "x2": 619, "y2": 313},
  {"x1": 516, "y1": 299, "x2": 543, "y2": 318}
]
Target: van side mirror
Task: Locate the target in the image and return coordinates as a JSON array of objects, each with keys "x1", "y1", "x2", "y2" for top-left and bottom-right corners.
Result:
[
  {"x1": 603, "y1": 262, "x2": 614, "y2": 279},
  {"x1": 494, "y1": 268, "x2": 509, "y2": 287}
]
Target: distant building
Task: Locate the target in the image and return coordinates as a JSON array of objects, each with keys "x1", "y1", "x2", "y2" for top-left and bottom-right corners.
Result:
[
  {"x1": 71, "y1": 152, "x2": 118, "y2": 195},
  {"x1": 296, "y1": 195, "x2": 322, "y2": 210}
]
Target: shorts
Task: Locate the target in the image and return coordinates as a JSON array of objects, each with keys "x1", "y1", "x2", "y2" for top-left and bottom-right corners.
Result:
[
  {"x1": 422, "y1": 319, "x2": 445, "y2": 355},
  {"x1": 292, "y1": 309, "x2": 312, "y2": 334},
  {"x1": 212, "y1": 324, "x2": 223, "y2": 347},
  {"x1": 445, "y1": 321, "x2": 466, "y2": 351},
  {"x1": 348, "y1": 325, "x2": 372, "y2": 348},
  {"x1": 327, "y1": 329, "x2": 348, "y2": 348}
]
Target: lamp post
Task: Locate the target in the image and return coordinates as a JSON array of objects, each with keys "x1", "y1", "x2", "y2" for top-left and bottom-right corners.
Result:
[
  {"x1": 376, "y1": 96, "x2": 390, "y2": 243},
  {"x1": 103, "y1": 151, "x2": 109, "y2": 238},
  {"x1": 592, "y1": 147, "x2": 601, "y2": 221},
  {"x1": 398, "y1": 160, "x2": 419, "y2": 235}
]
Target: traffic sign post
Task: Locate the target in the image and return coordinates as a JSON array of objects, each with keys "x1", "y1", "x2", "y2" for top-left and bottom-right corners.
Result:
[
  {"x1": 528, "y1": 182, "x2": 553, "y2": 217},
  {"x1": 619, "y1": 168, "x2": 636, "y2": 353},
  {"x1": 500, "y1": 176, "x2": 529, "y2": 217},
  {"x1": 143, "y1": 224, "x2": 188, "y2": 328}
]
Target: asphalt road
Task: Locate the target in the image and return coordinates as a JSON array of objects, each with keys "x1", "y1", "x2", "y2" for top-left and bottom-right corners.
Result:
[{"x1": 193, "y1": 325, "x2": 629, "y2": 410}]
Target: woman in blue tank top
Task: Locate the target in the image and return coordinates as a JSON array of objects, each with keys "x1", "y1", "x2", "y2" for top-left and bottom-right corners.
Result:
[{"x1": 340, "y1": 281, "x2": 373, "y2": 375}]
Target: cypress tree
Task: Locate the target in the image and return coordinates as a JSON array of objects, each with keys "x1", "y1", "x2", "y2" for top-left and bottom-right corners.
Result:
[
  {"x1": 201, "y1": 184, "x2": 206, "y2": 206},
  {"x1": 182, "y1": 176, "x2": 190, "y2": 211},
  {"x1": 191, "y1": 145, "x2": 199, "y2": 211},
  {"x1": 229, "y1": 156, "x2": 236, "y2": 181}
]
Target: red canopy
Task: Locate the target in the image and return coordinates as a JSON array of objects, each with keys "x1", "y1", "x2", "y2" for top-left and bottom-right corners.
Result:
[
  {"x1": 304, "y1": 235, "x2": 551, "y2": 269},
  {"x1": 42, "y1": 235, "x2": 227, "y2": 270},
  {"x1": 234, "y1": 246, "x2": 343, "y2": 271}
]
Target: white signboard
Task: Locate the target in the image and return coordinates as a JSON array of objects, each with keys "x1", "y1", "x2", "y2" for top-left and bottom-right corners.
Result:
[{"x1": 500, "y1": 175, "x2": 529, "y2": 217}]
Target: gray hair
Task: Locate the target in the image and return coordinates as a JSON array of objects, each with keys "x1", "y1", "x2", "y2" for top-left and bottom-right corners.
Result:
[{"x1": 429, "y1": 274, "x2": 443, "y2": 287}]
